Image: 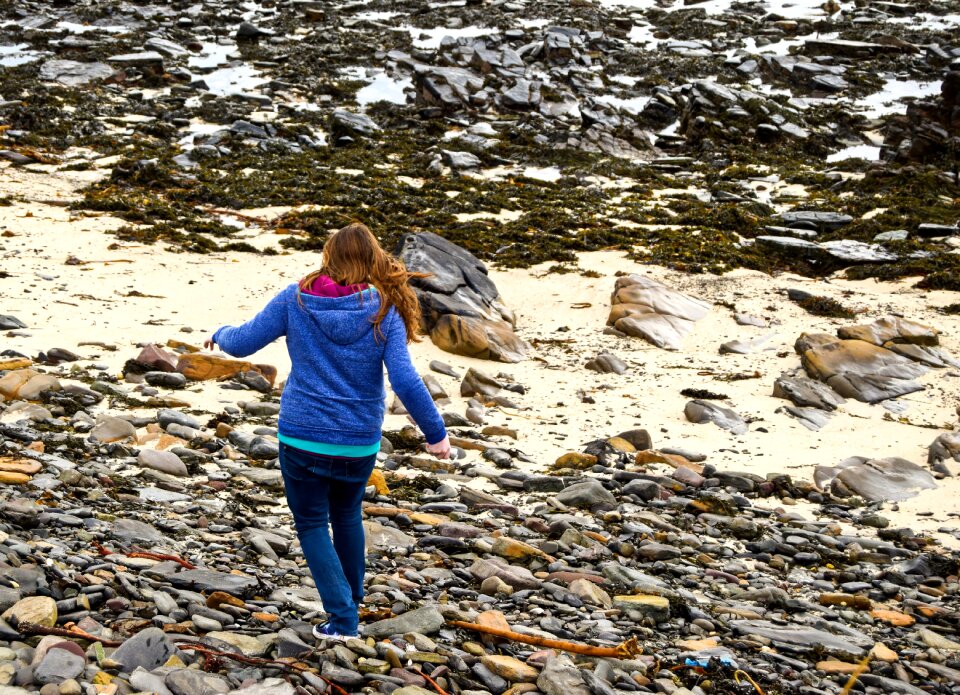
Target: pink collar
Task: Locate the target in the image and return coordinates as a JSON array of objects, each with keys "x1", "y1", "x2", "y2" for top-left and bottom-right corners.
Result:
[{"x1": 303, "y1": 275, "x2": 369, "y2": 297}]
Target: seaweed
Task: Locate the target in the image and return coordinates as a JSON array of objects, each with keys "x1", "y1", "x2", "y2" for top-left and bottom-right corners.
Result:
[{"x1": 795, "y1": 295, "x2": 857, "y2": 319}]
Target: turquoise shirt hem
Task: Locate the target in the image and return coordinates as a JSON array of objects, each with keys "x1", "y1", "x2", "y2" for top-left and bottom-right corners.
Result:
[{"x1": 278, "y1": 433, "x2": 380, "y2": 457}]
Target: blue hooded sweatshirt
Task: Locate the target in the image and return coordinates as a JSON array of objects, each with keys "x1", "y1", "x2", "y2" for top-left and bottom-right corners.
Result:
[{"x1": 212, "y1": 284, "x2": 447, "y2": 447}]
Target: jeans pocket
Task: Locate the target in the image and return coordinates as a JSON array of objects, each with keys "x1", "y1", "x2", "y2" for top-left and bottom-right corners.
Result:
[{"x1": 334, "y1": 454, "x2": 376, "y2": 484}]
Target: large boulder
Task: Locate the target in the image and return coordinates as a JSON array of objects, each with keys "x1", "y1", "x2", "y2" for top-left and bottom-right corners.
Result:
[
  {"x1": 928, "y1": 433, "x2": 960, "y2": 476},
  {"x1": 814, "y1": 456, "x2": 937, "y2": 502},
  {"x1": 798, "y1": 333, "x2": 928, "y2": 403},
  {"x1": 608, "y1": 275, "x2": 710, "y2": 350},
  {"x1": 883, "y1": 70, "x2": 960, "y2": 165},
  {"x1": 396, "y1": 233, "x2": 528, "y2": 362}
]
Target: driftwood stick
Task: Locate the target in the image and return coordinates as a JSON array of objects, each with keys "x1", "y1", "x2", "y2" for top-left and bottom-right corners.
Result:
[
  {"x1": 412, "y1": 667, "x2": 451, "y2": 695},
  {"x1": 17, "y1": 623, "x2": 123, "y2": 647},
  {"x1": 92, "y1": 541, "x2": 196, "y2": 569},
  {"x1": 448, "y1": 620, "x2": 641, "y2": 658}
]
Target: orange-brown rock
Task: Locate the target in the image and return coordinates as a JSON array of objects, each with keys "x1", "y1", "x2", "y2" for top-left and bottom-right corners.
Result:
[
  {"x1": 0, "y1": 458, "x2": 42, "y2": 476},
  {"x1": 177, "y1": 353, "x2": 276, "y2": 386},
  {"x1": 0, "y1": 368, "x2": 38, "y2": 399},
  {"x1": 166, "y1": 339, "x2": 201, "y2": 354},
  {"x1": 0, "y1": 472, "x2": 31, "y2": 485},
  {"x1": 871, "y1": 608, "x2": 915, "y2": 626},
  {"x1": 476, "y1": 609, "x2": 511, "y2": 647},
  {"x1": 635, "y1": 449, "x2": 703, "y2": 473},
  {"x1": 367, "y1": 469, "x2": 390, "y2": 495},
  {"x1": 817, "y1": 660, "x2": 867, "y2": 674},
  {"x1": 206, "y1": 591, "x2": 245, "y2": 610},
  {"x1": 870, "y1": 643, "x2": 898, "y2": 662},
  {"x1": 430, "y1": 314, "x2": 527, "y2": 363},
  {"x1": 362, "y1": 505, "x2": 403, "y2": 518},
  {"x1": 552, "y1": 452, "x2": 597, "y2": 470},
  {"x1": 819, "y1": 593, "x2": 872, "y2": 610},
  {"x1": 0, "y1": 358, "x2": 32, "y2": 371},
  {"x1": 837, "y1": 317, "x2": 940, "y2": 346}
]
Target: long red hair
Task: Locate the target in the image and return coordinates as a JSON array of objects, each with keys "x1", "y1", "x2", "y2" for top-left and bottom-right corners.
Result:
[{"x1": 299, "y1": 223, "x2": 426, "y2": 343}]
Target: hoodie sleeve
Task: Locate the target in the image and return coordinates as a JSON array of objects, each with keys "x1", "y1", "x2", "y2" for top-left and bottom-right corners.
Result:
[
  {"x1": 382, "y1": 309, "x2": 447, "y2": 445},
  {"x1": 212, "y1": 286, "x2": 291, "y2": 358}
]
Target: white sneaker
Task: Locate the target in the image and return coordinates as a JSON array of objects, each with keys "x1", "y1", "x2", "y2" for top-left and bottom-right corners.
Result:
[{"x1": 313, "y1": 622, "x2": 359, "y2": 642}]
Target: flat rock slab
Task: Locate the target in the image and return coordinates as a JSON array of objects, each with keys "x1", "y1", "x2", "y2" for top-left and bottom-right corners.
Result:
[
  {"x1": 270, "y1": 586, "x2": 324, "y2": 614},
  {"x1": 364, "y1": 604, "x2": 444, "y2": 639},
  {"x1": 815, "y1": 456, "x2": 937, "y2": 502},
  {"x1": 39, "y1": 59, "x2": 114, "y2": 85},
  {"x1": 820, "y1": 240, "x2": 898, "y2": 263},
  {"x1": 783, "y1": 406, "x2": 832, "y2": 431},
  {"x1": 837, "y1": 317, "x2": 940, "y2": 346},
  {"x1": 608, "y1": 275, "x2": 710, "y2": 350},
  {"x1": 720, "y1": 333, "x2": 774, "y2": 355},
  {"x1": 109, "y1": 518, "x2": 164, "y2": 544},
  {"x1": 168, "y1": 569, "x2": 258, "y2": 597},
  {"x1": 684, "y1": 400, "x2": 748, "y2": 435},
  {"x1": 800, "y1": 338, "x2": 928, "y2": 403},
  {"x1": 773, "y1": 374, "x2": 845, "y2": 411},
  {"x1": 778, "y1": 210, "x2": 853, "y2": 231},
  {"x1": 732, "y1": 620, "x2": 868, "y2": 658},
  {"x1": 364, "y1": 520, "x2": 415, "y2": 550}
]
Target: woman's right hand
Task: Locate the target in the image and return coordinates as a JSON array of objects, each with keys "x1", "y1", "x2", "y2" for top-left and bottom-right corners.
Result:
[{"x1": 425, "y1": 435, "x2": 452, "y2": 459}]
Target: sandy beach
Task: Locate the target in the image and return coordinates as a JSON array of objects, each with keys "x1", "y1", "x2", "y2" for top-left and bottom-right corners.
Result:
[{"x1": 3, "y1": 161, "x2": 958, "y2": 544}]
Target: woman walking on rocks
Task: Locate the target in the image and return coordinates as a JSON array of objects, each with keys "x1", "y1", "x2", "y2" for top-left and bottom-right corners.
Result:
[{"x1": 206, "y1": 223, "x2": 451, "y2": 640}]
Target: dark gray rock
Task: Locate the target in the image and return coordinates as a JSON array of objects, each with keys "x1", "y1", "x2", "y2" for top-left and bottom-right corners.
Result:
[
  {"x1": 585, "y1": 352, "x2": 628, "y2": 374},
  {"x1": 556, "y1": 480, "x2": 616, "y2": 509},
  {"x1": 165, "y1": 668, "x2": 230, "y2": 695},
  {"x1": 684, "y1": 400, "x2": 748, "y2": 435},
  {"x1": 143, "y1": 372, "x2": 187, "y2": 389},
  {"x1": 777, "y1": 211, "x2": 852, "y2": 231},
  {"x1": 773, "y1": 374, "x2": 845, "y2": 411},
  {"x1": 157, "y1": 409, "x2": 201, "y2": 431},
  {"x1": 364, "y1": 604, "x2": 444, "y2": 638},
  {"x1": 111, "y1": 627, "x2": 176, "y2": 672},
  {"x1": 39, "y1": 59, "x2": 114, "y2": 86},
  {"x1": 168, "y1": 570, "x2": 258, "y2": 596},
  {"x1": 331, "y1": 110, "x2": 380, "y2": 138},
  {"x1": 815, "y1": 456, "x2": 937, "y2": 502},
  {"x1": 732, "y1": 620, "x2": 868, "y2": 658}
]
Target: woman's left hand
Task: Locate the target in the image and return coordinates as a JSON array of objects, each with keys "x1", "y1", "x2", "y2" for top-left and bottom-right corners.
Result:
[{"x1": 203, "y1": 336, "x2": 217, "y2": 350}]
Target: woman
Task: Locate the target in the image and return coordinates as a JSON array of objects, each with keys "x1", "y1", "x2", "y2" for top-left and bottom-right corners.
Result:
[{"x1": 206, "y1": 223, "x2": 451, "y2": 640}]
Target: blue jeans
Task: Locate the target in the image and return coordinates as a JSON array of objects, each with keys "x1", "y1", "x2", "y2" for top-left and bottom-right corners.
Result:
[{"x1": 279, "y1": 442, "x2": 376, "y2": 635}]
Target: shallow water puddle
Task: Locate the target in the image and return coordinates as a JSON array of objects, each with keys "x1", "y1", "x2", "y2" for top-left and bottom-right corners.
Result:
[
  {"x1": 55, "y1": 20, "x2": 131, "y2": 34},
  {"x1": 189, "y1": 42, "x2": 241, "y2": 70},
  {"x1": 0, "y1": 43, "x2": 45, "y2": 66},
  {"x1": 826, "y1": 144, "x2": 881, "y2": 163},
  {"x1": 397, "y1": 25, "x2": 500, "y2": 50},
  {"x1": 202, "y1": 64, "x2": 268, "y2": 96},
  {"x1": 355, "y1": 71, "x2": 413, "y2": 106},
  {"x1": 857, "y1": 79, "x2": 941, "y2": 118},
  {"x1": 455, "y1": 209, "x2": 524, "y2": 223},
  {"x1": 595, "y1": 94, "x2": 651, "y2": 114}
]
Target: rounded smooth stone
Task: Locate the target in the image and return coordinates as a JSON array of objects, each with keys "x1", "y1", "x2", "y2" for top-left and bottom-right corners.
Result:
[
  {"x1": 191, "y1": 614, "x2": 223, "y2": 632},
  {"x1": 58, "y1": 679, "x2": 82, "y2": 695},
  {"x1": 34, "y1": 649, "x2": 84, "y2": 685}
]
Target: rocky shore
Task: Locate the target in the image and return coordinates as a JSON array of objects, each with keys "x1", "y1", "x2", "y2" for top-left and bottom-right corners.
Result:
[{"x1": 2, "y1": 0, "x2": 960, "y2": 694}]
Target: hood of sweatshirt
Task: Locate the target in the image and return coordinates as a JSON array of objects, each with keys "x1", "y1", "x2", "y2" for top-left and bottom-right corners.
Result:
[{"x1": 298, "y1": 288, "x2": 380, "y2": 345}]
